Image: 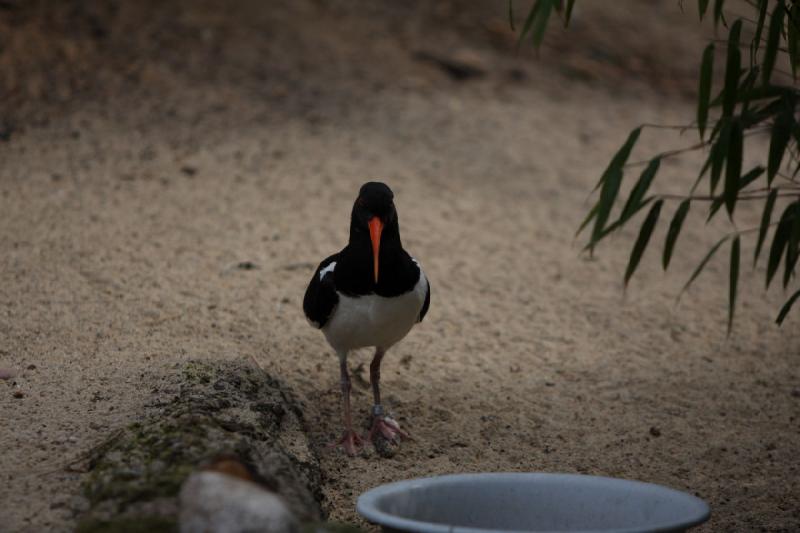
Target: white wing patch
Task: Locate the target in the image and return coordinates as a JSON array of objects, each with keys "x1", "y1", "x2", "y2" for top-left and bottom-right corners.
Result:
[{"x1": 319, "y1": 261, "x2": 336, "y2": 280}]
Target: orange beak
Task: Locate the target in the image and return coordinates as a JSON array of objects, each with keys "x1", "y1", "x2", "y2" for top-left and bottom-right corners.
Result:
[{"x1": 368, "y1": 216, "x2": 383, "y2": 284}]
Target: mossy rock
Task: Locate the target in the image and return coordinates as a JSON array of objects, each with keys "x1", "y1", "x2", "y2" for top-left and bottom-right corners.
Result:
[
  {"x1": 79, "y1": 360, "x2": 323, "y2": 526},
  {"x1": 75, "y1": 515, "x2": 177, "y2": 533}
]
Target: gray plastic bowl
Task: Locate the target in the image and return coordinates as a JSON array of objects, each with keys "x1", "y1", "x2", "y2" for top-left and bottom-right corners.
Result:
[{"x1": 356, "y1": 473, "x2": 710, "y2": 533}]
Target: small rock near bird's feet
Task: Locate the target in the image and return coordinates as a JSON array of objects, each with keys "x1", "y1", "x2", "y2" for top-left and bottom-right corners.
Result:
[
  {"x1": 369, "y1": 415, "x2": 409, "y2": 444},
  {"x1": 371, "y1": 433, "x2": 398, "y2": 458}
]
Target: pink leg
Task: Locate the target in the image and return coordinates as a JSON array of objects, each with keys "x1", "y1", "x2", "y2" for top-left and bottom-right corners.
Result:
[
  {"x1": 368, "y1": 348, "x2": 410, "y2": 443},
  {"x1": 329, "y1": 355, "x2": 363, "y2": 456}
]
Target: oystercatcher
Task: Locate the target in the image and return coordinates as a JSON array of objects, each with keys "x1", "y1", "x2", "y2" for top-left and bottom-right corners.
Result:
[{"x1": 303, "y1": 182, "x2": 430, "y2": 455}]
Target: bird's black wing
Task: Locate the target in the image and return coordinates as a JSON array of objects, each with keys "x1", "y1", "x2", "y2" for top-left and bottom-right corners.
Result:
[
  {"x1": 418, "y1": 275, "x2": 430, "y2": 323},
  {"x1": 303, "y1": 254, "x2": 339, "y2": 329}
]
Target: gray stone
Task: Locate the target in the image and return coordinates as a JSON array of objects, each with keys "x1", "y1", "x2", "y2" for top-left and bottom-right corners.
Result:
[{"x1": 180, "y1": 471, "x2": 297, "y2": 533}]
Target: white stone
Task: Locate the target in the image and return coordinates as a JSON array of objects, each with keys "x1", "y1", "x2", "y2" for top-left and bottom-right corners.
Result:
[{"x1": 179, "y1": 471, "x2": 297, "y2": 533}]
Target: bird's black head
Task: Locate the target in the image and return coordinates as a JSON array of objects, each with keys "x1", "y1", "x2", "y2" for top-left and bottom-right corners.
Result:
[
  {"x1": 350, "y1": 181, "x2": 400, "y2": 284},
  {"x1": 354, "y1": 181, "x2": 395, "y2": 221}
]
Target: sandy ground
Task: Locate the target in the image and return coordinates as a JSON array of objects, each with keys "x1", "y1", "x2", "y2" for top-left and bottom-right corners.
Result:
[{"x1": 1, "y1": 1, "x2": 799, "y2": 531}]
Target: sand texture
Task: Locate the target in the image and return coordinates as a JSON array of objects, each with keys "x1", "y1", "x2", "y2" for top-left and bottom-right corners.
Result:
[{"x1": 1, "y1": 1, "x2": 798, "y2": 531}]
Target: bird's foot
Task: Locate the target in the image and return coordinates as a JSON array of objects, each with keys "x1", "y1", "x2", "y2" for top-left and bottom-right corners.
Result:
[
  {"x1": 368, "y1": 405, "x2": 410, "y2": 444},
  {"x1": 329, "y1": 429, "x2": 364, "y2": 457}
]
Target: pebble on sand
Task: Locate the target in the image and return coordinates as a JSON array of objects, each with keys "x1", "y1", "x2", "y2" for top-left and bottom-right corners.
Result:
[{"x1": 0, "y1": 368, "x2": 17, "y2": 380}]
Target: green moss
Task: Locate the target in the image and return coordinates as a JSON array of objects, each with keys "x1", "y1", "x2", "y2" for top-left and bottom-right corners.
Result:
[
  {"x1": 78, "y1": 360, "x2": 323, "y2": 525},
  {"x1": 84, "y1": 420, "x2": 220, "y2": 506},
  {"x1": 182, "y1": 361, "x2": 215, "y2": 384}
]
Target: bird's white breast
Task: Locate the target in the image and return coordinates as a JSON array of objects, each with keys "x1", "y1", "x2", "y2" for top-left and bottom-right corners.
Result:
[{"x1": 323, "y1": 268, "x2": 428, "y2": 353}]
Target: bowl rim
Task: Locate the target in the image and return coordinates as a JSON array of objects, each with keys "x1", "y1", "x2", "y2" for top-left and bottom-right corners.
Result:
[{"x1": 356, "y1": 472, "x2": 711, "y2": 533}]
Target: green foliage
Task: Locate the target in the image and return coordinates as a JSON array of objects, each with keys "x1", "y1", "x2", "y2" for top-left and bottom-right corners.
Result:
[
  {"x1": 681, "y1": 235, "x2": 729, "y2": 294},
  {"x1": 512, "y1": 0, "x2": 560, "y2": 48},
  {"x1": 664, "y1": 200, "x2": 691, "y2": 269},
  {"x1": 776, "y1": 287, "x2": 800, "y2": 323},
  {"x1": 625, "y1": 200, "x2": 663, "y2": 285},
  {"x1": 729, "y1": 236, "x2": 741, "y2": 333},
  {"x1": 698, "y1": 44, "x2": 715, "y2": 139},
  {"x1": 588, "y1": 128, "x2": 642, "y2": 250},
  {"x1": 514, "y1": 0, "x2": 800, "y2": 329}
]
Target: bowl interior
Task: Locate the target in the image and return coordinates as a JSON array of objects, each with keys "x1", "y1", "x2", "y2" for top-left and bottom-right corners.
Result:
[{"x1": 357, "y1": 473, "x2": 710, "y2": 533}]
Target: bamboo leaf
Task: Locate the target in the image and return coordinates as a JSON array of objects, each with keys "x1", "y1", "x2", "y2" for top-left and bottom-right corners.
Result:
[
  {"x1": 682, "y1": 236, "x2": 729, "y2": 295},
  {"x1": 564, "y1": 0, "x2": 576, "y2": 26},
  {"x1": 710, "y1": 120, "x2": 731, "y2": 194},
  {"x1": 741, "y1": 97, "x2": 789, "y2": 134},
  {"x1": 695, "y1": 147, "x2": 715, "y2": 193},
  {"x1": 722, "y1": 19, "x2": 742, "y2": 118},
  {"x1": 695, "y1": 118, "x2": 728, "y2": 191},
  {"x1": 516, "y1": 1, "x2": 541, "y2": 47},
  {"x1": 768, "y1": 97, "x2": 795, "y2": 185},
  {"x1": 509, "y1": 0, "x2": 515, "y2": 31},
  {"x1": 713, "y1": 0, "x2": 726, "y2": 27},
  {"x1": 724, "y1": 118, "x2": 743, "y2": 217},
  {"x1": 762, "y1": 2, "x2": 785, "y2": 86},
  {"x1": 776, "y1": 288, "x2": 800, "y2": 325},
  {"x1": 740, "y1": 165, "x2": 766, "y2": 188},
  {"x1": 620, "y1": 157, "x2": 660, "y2": 222},
  {"x1": 611, "y1": 127, "x2": 643, "y2": 166},
  {"x1": 752, "y1": 0, "x2": 768, "y2": 62},
  {"x1": 576, "y1": 203, "x2": 599, "y2": 237},
  {"x1": 754, "y1": 188, "x2": 778, "y2": 266},
  {"x1": 581, "y1": 197, "x2": 657, "y2": 252},
  {"x1": 699, "y1": 0, "x2": 710, "y2": 20},
  {"x1": 783, "y1": 203, "x2": 800, "y2": 288},
  {"x1": 698, "y1": 44, "x2": 715, "y2": 139},
  {"x1": 734, "y1": 85, "x2": 794, "y2": 106},
  {"x1": 728, "y1": 236, "x2": 740, "y2": 334},
  {"x1": 588, "y1": 128, "x2": 643, "y2": 248},
  {"x1": 529, "y1": 0, "x2": 556, "y2": 48},
  {"x1": 591, "y1": 166, "x2": 624, "y2": 249},
  {"x1": 795, "y1": 123, "x2": 800, "y2": 177},
  {"x1": 663, "y1": 200, "x2": 691, "y2": 270},
  {"x1": 766, "y1": 204, "x2": 794, "y2": 288},
  {"x1": 708, "y1": 166, "x2": 764, "y2": 222},
  {"x1": 788, "y1": 1, "x2": 799, "y2": 78},
  {"x1": 594, "y1": 127, "x2": 642, "y2": 191},
  {"x1": 708, "y1": 115, "x2": 724, "y2": 141},
  {"x1": 737, "y1": 68, "x2": 759, "y2": 117},
  {"x1": 625, "y1": 200, "x2": 663, "y2": 286}
]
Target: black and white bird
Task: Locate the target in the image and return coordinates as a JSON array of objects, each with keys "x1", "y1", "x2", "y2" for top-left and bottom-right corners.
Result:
[{"x1": 303, "y1": 182, "x2": 430, "y2": 456}]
